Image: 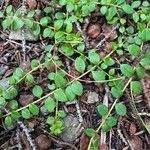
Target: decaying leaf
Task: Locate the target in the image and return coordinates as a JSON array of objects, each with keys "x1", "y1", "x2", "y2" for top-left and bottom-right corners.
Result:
[{"x1": 130, "y1": 135, "x2": 142, "y2": 150}]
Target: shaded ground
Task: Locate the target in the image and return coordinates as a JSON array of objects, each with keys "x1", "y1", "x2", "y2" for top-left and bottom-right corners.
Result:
[{"x1": 0, "y1": 0, "x2": 150, "y2": 150}]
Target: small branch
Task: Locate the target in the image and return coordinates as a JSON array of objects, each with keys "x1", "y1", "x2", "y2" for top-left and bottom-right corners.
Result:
[
  {"x1": 96, "y1": 24, "x2": 119, "y2": 48},
  {"x1": 16, "y1": 128, "x2": 23, "y2": 150},
  {"x1": 17, "y1": 121, "x2": 37, "y2": 150}
]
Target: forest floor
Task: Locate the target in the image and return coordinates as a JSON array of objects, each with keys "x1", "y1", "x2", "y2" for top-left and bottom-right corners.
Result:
[{"x1": 0, "y1": 0, "x2": 150, "y2": 150}]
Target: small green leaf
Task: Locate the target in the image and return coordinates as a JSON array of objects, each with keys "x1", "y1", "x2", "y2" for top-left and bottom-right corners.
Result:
[
  {"x1": 26, "y1": 74, "x2": 34, "y2": 84},
  {"x1": 65, "y1": 85, "x2": 76, "y2": 101},
  {"x1": 40, "y1": 17, "x2": 51, "y2": 26},
  {"x1": 140, "y1": 58, "x2": 150, "y2": 67},
  {"x1": 2, "y1": 18, "x2": 11, "y2": 30},
  {"x1": 54, "y1": 19, "x2": 64, "y2": 30},
  {"x1": 131, "y1": 1, "x2": 141, "y2": 8},
  {"x1": 11, "y1": 112, "x2": 20, "y2": 121},
  {"x1": 106, "y1": 116, "x2": 117, "y2": 127},
  {"x1": 31, "y1": 59, "x2": 40, "y2": 69},
  {"x1": 29, "y1": 104, "x2": 39, "y2": 116},
  {"x1": 5, "y1": 116, "x2": 13, "y2": 127},
  {"x1": 100, "y1": 6, "x2": 107, "y2": 15},
  {"x1": 54, "y1": 88, "x2": 67, "y2": 102},
  {"x1": 92, "y1": 70, "x2": 106, "y2": 81},
  {"x1": 128, "y1": 44, "x2": 140, "y2": 57},
  {"x1": 97, "y1": 104, "x2": 108, "y2": 117},
  {"x1": 55, "y1": 31, "x2": 64, "y2": 40},
  {"x1": 43, "y1": 28, "x2": 52, "y2": 38},
  {"x1": 48, "y1": 72, "x2": 55, "y2": 80},
  {"x1": 6, "y1": 5, "x2": 13, "y2": 14},
  {"x1": 122, "y1": 4, "x2": 134, "y2": 14},
  {"x1": 115, "y1": 103, "x2": 127, "y2": 116},
  {"x1": 60, "y1": 44, "x2": 74, "y2": 56},
  {"x1": 102, "y1": 123, "x2": 111, "y2": 132},
  {"x1": 136, "y1": 67, "x2": 145, "y2": 79},
  {"x1": 66, "y1": 22, "x2": 72, "y2": 33},
  {"x1": 0, "y1": 97, "x2": 6, "y2": 108},
  {"x1": 107, "y1": 6, "x2": 117, "y2": 20},
  {"x1": 9, "y1": 100, "x2": 18, "y2": 110},
  {"x1": 15, "y1": 67, "x2": 24, "y2": 78},
  {"x1": 132, "y1": 12, "x2": 139, "y2": 22},
  {"x1": 57, "y1": 110, "x2": 66, "y2": 118},
  {"x1": 84, "y1": 128, "x2": 96, "y2": 137},
  {"x1": 88, "y1": 50, "x2": 100, "y2": 65},
  {"x1": 33, "y1": 24, "x2": 40, "y2": 36},
  {"x1": 77, "y1": 43, "x2": 85, "y2": 52},
  {"x1": 104, "y1": 57, "x2": 115, "y2": 66},
  {"x1": 0, "y1": 11, "x2": 4, "y2": 18},
  {"x1": 27, "y1": 10, "x2": 35, "y2": 17},
  {"x1": 71, "y1": 80, "x2": 83, "y2": 96},
  {"x1": 139, "y1": 29, "x2": 150, "y2": 42},
  {"x1": 44, "y1": 97, "x2": 56, "y2": 112},
  {"x1": 54, "y1": 73, "x2": 67, "y2": 88},
  {"x1": 9, "y1": 87, "x2": 18, "y2": 98},
  {"x1": 111, "y1": 87, "x2": 123, "y2": 98},
  {"x1": 120, "y1": 64, "x2": 134, "y2": 77},
  {"x1": 12, "y1": 19, "x2": 24, "y2": 30},
  {"x1": 32, "y1": 85, "x2": 43, "y2": 98},
  {"x1": 130, "y1": 81, "x2": 142, "y2": 94},
  {"x1": 75, "y1": 57, "x2": 86, "y2": 73},
  {"x1": 21, "y1": 108, "x2": 31, "y2": 119},
  {"x1": 46, "y1": 116, "x2": 55, "y2": 125}
]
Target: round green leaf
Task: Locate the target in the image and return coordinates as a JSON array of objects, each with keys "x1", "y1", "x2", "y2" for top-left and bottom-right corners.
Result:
[
  {"x1": 21, "y1": 108, "x2": 31, "y2": 119},
  {"x1": 44, "y1": 97, "x2": 56, "y2": 112},
  {"x1": 26, "y1": 74, "x2": 34, "y2": 84},
  {"x1": 120, "y1": 64, "x2": 134, "y2": 77},
  {"x1": 32, "y1": 85, "x2": 43, "y2": 98},
  {"x1": 130, "y1": 81, "x2": 142, "y2": 94},
  {"x1": 128, "y1": 44, "x2": 140, "y2": 57},
  {"x1": 88, "y1": 50, "x2": 100, "y2": 65},
  {"x1": 54, "y1": 73, "x2": 67, "y2": 88},
  {"x1": 5, "y1": 116, "x2": 13, "y2": 127},
  {"x1": 75, "y1": 57, "x2": 86, "y2": 73},
  {"x1": 54, "y1": 88, "x2": 67, "y2": 102},
  {"x1": 29, "y1": 104, "x2": 39, "y2": 116},
  {"x1": 115, "y1": 103, "x2": 127, "y2": 116},
  {"x1": 84, "y1": 128, "x2": 96, "y2": 137},
  {"x1": 97, "y1": 104, "x2": 108, "y2": 117},
  {"x1": 71, "y1": 80, "x2": 83, "y2": 96}
]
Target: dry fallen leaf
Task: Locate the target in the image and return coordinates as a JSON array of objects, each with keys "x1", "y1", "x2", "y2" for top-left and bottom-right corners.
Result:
[
  {"x1": 19, "y1": 94, "x2": 34, "y2": 106},
  {"x1": 35, "y1": 134, "x2": 51, "y2": 150},
  {"x1": 80, "y1": 133, "x2": 90, "y2": 150},
  {"x1": 129, "y1": 122, "x2": 137, "y2": 135},
  {"x1": 102, "y1": 24, "x2": 118, "y2": 41},
  {"x1": 26, "y1": 0, "x2": 37, "y2": 10},
  {"x1": 130, "y1": 135, "x2": 142, "y2": 150},
  {"x1": 100, "y1": 143, "x2": 109, "y2": 150},
  {"x1": 87, "y1": 24, "x2": 101, "y2": 39}
]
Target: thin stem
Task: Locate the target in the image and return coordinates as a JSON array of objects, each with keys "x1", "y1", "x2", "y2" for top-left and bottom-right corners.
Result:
[
  {"x1": 1, "y1": 51, "x2": 114, "y2": 118},
  {"x1": 87, "y1": 77, "x2": 132, "y2": 150}
]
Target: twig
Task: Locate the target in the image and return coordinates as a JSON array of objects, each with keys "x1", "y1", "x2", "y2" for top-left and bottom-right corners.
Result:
[
  {"x1": 16, "y1": 128, "x2": 23, "y2": 150},
  {"x1": 75, "y1": 101, "x2": 83, "y2": 123},
  {"x1": 17, "y1": 121, "x2": 37, "y2": 150},
  {"x1": 138, "y1": 112, "x2": 150, "y2": 117},
  {"x1": 21, "y1": 0, "x2": 27, "y2": 60},
  {"x1": 96, "y1": 24, "x2": 119, "y2": 48},
  {"x1": 117, "y1": 118, "x2": 128, "y2": 146},
  {"x1": 75, "y1": 21, "x2": 90, "y2": 49}
]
